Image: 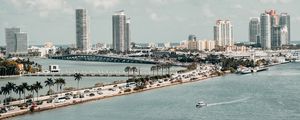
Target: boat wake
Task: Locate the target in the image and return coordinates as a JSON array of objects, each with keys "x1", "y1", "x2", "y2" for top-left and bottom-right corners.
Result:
[{"x1": 207, "y1": 97, "x2": 250, "y2": 107}]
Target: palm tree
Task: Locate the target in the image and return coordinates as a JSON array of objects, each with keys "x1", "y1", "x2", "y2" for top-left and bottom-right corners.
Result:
[
  {"x1": 150, "y1": 66, "x2": 156, "y2": 76},
  {"x1": 14, "y1": 85, "x2": 25, "y2": 103},
  {"x1": 160, "y1": 64, "x2": 165, "y2": 75},
  {"x1": 6, "y1": 82, "x2": 16, "y2": 99},
  {"x1": 54, "y1": 78, "x2": 60, "y2": 92},
  {"x1": 124, "y1": 66, "x2": 131, "y2": 78},
  {"x1": 156, "y1": 65, "x2": 161, "y2": 75},
  {"x1": 45, "y1": 78, "x2": 54, "y2": 94},
  {"x1": 0, "y1": 89, "x2": 2, "y2": 102},
  {"x1": 74, "y1": 73, "x2": 83, "y2": 89},
  {"x1": 28, "y1": 85, "x2": 35, "y2": 101},
  {"x1": 21, "y1": 82, "x2": 29, "y2": 103},
  {"x1": 33, "y1": 81, "x2": 43, "y2": 101},
  {"x1": 1, "y1": 86, "x2": 9, "y2": 104},
  {"x1": 165, "y1": 63, "x2": 172, "y2": 75},
  {"x1": 132, "y1": 67, "x2": 137, "y2": 77},
  {"x1": 58, "y1": 78, "x2": 66, "y2": 92}
]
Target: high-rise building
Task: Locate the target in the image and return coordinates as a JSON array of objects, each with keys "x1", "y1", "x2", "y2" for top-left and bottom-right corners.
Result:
[
  {"x1": 214, "y1": 20, "x2": 233, "y2": 47},
  {"x1": 259, "y1": 10, "x2": 291, "y2": 49},
  {"x1": 249, "y1": 17, "x2": 260, "y2": 44},
  {"x1": 280, "y1": 26, "x2": 289, "y2": 45},
  {"x1": 260, "y1": 13, "x2": 271, "y2": 49},
  {"x1": 279, "y1": 13, "x2": 290, "y2": 45},
  {"x1": 76, "y1": 9, "x2": 90, "y2": 51},
  {"x1": 197, "y1": 40, "x2": 215, "y2": 51},
  {"x1": 112, "y1": 10, "x2": 130, "y2": 53},
  {"x1": 271, "y1": 25, "x2": 282, "y2": 49},
  {"x1": 125, "y1": 18, "x2": 131, "y2": 52},
  {"x1": 266, "y1": 10, "x2": 279, "y2": 27},
  {"x1": 5, "y1": 28, "x2": 28, "y2": 56},
  {"x1": 187, "y1": 34, "x2": 197, "y2": 50},
  {"x1": 15, "y1": 33, "x2": 28, "y2": 53},
  {"x1": 188, "y1": 34, "x2": 196, "y2": 41}
]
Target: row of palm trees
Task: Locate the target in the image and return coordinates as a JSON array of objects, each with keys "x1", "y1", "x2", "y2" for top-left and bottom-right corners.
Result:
[
  {"x1": 0, "y1": 73, "x2": 84, "y2": 105},
  {"x1": 0, "y1": 81, "x2": 43, "y2": 104},
  {"x1": 124, "y1": 63, "x2": 172, "y2": 78},
  {"x1": 124, "y1": 66, "x2": 138, "y2": 78},
  {"x1": 150, "y1": 63, "x2": 172, "y2": 76},
  {"x1": 44, "y1": 78, "x2": 66, "y2": 94}
]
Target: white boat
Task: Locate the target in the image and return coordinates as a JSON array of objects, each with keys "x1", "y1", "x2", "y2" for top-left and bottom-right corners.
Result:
[
  {"x1": 237, "y1": 67, "x2": 252, "y2": 74},
  {"x1": 240, "y1": 68, "x2": 252, "y2": 74},
  {"x1": 196, "y1": 101, "x2": 207, "y2": 108}
]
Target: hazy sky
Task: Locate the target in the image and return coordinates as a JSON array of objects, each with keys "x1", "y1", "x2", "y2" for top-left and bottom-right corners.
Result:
[{"x1": 0, "y1": 0, "x2": 300, "y2": 46}]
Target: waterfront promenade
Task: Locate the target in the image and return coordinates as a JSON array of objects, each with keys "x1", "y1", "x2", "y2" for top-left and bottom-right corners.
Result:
[{"x1": 0, "y1": 65, "x2": 216, "y2": 119}]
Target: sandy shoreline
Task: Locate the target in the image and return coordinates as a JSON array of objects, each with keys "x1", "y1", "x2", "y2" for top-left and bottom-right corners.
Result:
[{"x1": 0, "y1": 66, "x2": 218, "y2": 120}]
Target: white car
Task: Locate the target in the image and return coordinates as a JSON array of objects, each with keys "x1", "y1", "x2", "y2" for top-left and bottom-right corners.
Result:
[{"x1": 54, "y1": 97, "x2": 67, "y2": 103}]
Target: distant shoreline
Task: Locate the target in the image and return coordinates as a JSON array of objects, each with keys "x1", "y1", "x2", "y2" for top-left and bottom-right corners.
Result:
[{"x1": 0, "y1": 75, "x2": 21, "y2": 79}]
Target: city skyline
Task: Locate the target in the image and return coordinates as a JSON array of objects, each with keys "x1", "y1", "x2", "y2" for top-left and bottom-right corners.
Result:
[{"x1": 1, "y1": 0, "x2": 300, "y2": 46}]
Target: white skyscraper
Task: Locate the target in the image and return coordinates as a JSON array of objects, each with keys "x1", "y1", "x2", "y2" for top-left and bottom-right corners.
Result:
[
  {"x1": 272, "y1": 25, "x2": 282, "y2": 49},
  {"x1": 279, "y1": 13, "x2": 290, "y2": 45},
  {"x1": 280, "y1": 26, "x2": 289, "y2": 45},
  {"x1": 260, "y1": 13, "x2": 271, "y2": 49},
  {"x1": 125, "y1": 18, "x2": 131, "y2": 52},
  {"x1": 113, "y1": 10, "x2": 130, "y2": 53},
  {"x1": 76, "y1": 9, "x2": 90, "y2": 51},
  {"x1": 249, "y1": 17, "x2": 260, "y2": 44},
  {"x1": 5, "y1": 27, "x2": 28, "y2": 56},
  {"x1": 214, "y1": 20, "x2": 233, "y2": 47}
]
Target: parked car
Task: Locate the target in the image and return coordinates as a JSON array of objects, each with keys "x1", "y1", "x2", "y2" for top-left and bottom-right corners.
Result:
[
  {"x1": 26, "y1": 99, "x2": 33, "y2": 105},
  {"x1": 65, "y1": 92, "x2": 72, "y2": 96},
  {"x1": 158, "y1": 80, "x2": 164, "y2": 83},
  {"x1": 89, "y1": 93, "x2": 95, "y2": 96},
  {"x1": 84, "y1": 90, "x2": 90, "y2": 93},
  {"x1": 0, "y1": 107, "x2": 8, "y2": 113},
  {"x1": 36, "y1": 101, "x2": 43, "y2": 105},
  {"x1": 54, "y1": 97, "x2": 67, "y2": 103},
  {"x1": 73, "y1": 94, "x2": 79, "y2": 98},
  {"x1": 7, "y1": 106, "x2": 16, "y2": 111},
  {"x1": 79, "y1": 94, "x2": 85, "y2": 98},
  {"x1": 108, "y1": 88, "x2": 116, "y2": 91},
  {"x1": 97, "y1": 91, "x2": 103, "y2": 95},
  {"x1": 65, "y1": 96, "x2": 71, "y2": 100},
  {"x1": 47, "y1": 99, "x2": 53, "y2": 103}
]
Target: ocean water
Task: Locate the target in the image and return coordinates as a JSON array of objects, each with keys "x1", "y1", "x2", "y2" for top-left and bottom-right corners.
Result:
[{"x1": 11, "y1": 62, "x2": 300, "y2": 120}]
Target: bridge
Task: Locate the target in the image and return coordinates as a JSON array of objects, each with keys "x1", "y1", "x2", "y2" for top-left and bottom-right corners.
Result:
[{"x1": 49, "y1": 55, "x2": 161, "y2": 64}]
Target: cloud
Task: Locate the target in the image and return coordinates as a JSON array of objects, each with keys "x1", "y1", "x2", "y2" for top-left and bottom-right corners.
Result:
[
  {"x1": 150, "y1": 0, "x2": 184, "y2": 5},
  {"x1": 149, "y1": 12, "x2": 169, "y2": 22},
  {"x1": 8, "y1": 0, "x2": 22, "y2": 7},
  {"x1": 84, "y1": 0, "x2": 119, "y2": 9},
  {"x1": 174, "y1": 16, "x2": 186, "y2": 22},
  {"x1": 295, "y1": 16, "x2": 300, "y2": 21},
  {"x1": 202, "y1": 4, "x2": 215, "y2": 18},
  {"x1": 258, "y1": 0, "x2": 293, "y2": 4},
  {"x1": 233, "y1": 4, "x2": 243, "y2": 9},
  {"x1": 7, "y1": 0, "x2": 73, "y2": 17}
]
